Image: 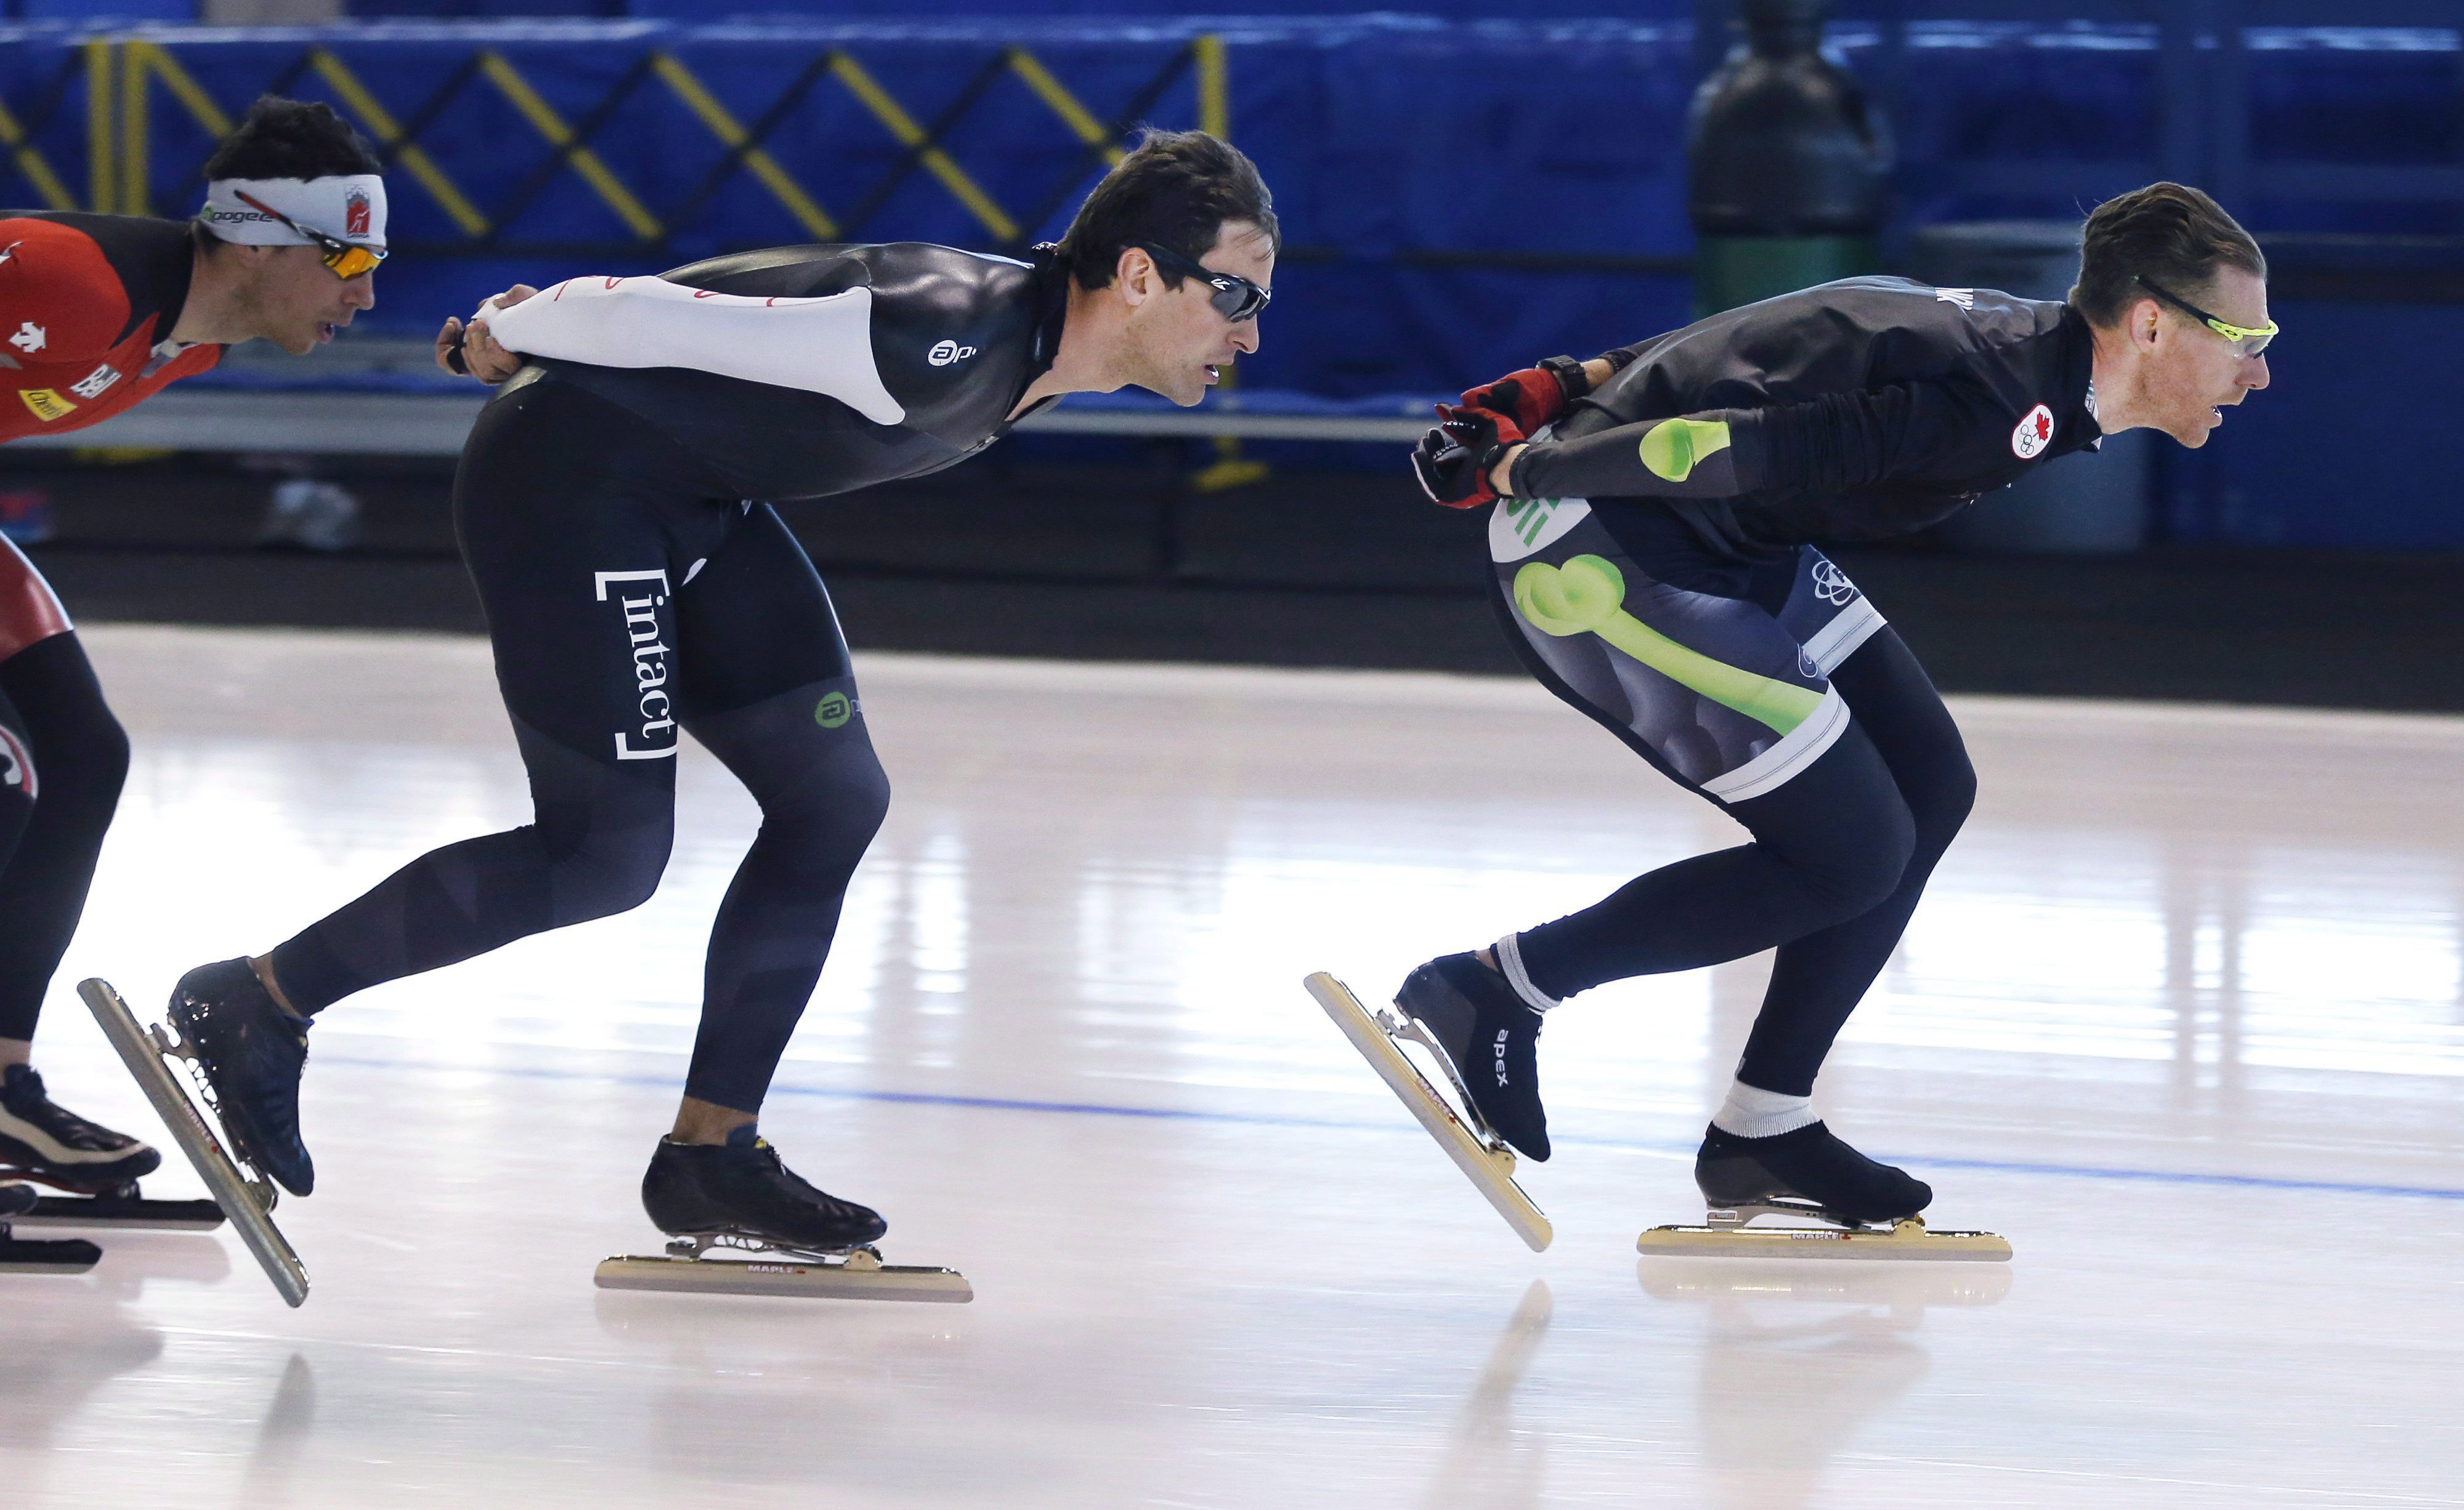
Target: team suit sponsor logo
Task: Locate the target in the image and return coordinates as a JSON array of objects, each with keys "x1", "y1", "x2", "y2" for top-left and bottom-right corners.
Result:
[
  {"x1": 1810, "y1": 558, "x2": 1859, "y2": 606},
  {"x1": 926, "y1": 339, "x2": 976, "y2": 367},
  {"x1": 17, "y1": 389, "x2": 74, "y2": 422},
  {"x1": 594, "y1": 570, "x2": 679, "y2": 761},
  {"x1": 68, "y1": 365, "x2": 120, "y2": 401},
  {"x1": 0, "y1": 725, "x2": 34, "y2": 798},
  {"x1": 9, "y1": 322, "x2": 45, "y2": 353}
]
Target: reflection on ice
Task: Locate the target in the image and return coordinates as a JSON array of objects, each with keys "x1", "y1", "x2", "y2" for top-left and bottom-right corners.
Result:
[{"x1": 9, "y1": 632, "x2": 2463, "y2": 1509}]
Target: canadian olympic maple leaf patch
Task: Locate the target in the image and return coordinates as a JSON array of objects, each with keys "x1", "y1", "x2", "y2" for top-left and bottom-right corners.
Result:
[{"x1": 2011, "y1": 403, "x2": 2056, "y2": 459}]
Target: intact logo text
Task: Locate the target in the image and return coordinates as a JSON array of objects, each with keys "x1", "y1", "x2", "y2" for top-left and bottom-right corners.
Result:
[{"x1": 593, "y1": 569, "x2": 678, "y2": 761}]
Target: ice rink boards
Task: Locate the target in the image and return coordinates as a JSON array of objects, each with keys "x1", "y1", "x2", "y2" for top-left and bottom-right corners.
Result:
[{"x1": 7, "y1": 622, "x2": 2464, "y2": 1509}]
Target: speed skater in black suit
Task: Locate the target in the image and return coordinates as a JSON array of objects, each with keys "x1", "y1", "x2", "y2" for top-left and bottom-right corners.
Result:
[
  {"x1": 161, "y1": 130, "x2": 1279, "y2": 1277},
  {"x1": 1386, "y1": 182, "x2": 2273, "y2": 1243}
]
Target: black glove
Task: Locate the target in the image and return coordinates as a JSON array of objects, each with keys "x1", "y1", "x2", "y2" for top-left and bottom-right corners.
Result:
[{"x1": 1411, "y1": 403, "x2": 1523, "y2": 509}]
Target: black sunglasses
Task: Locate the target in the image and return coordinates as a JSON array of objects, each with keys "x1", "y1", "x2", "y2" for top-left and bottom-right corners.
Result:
[
  {"x1": 2133, "y1": 274, "x2": 2276, "y2": 357},
  {"x1": 1129, "y1": 241, "x2": 1271, "y2": 322}
]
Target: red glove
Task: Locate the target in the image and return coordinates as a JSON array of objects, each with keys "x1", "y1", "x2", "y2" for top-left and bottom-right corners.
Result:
[{"x1": 1457, "y1": 355, "x2": 1592, "y2": 435}]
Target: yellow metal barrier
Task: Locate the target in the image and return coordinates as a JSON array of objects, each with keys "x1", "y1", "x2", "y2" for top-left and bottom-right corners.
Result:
[
  {"x1": 1185, "y1": 33, "x2": 1266, "y2": 493},
  {"x1": 118, "y1": 42, "x2": 147, "y2": 216},
  {"x1": 1007, "y1": 49, "x2": 1125, "y2": 167},
  {"x1": 827, "y1": 51, "x2": 1019, "y2": 243},
  {"x1": 87, "y1": 32, "x2": 1225, "y2": 250},
  {"x1": 1196, "y1": 34, "x2": 1229, "y2": 140},
  {"x1": 0, "y1": 94, "x2": 76, "y2": 212},
  {"x1": 122, "y1": 39, "x2": 234, "y2": 216},
  {"x1": 476, "y1": 52, "x2": 662, "y2": 240},
  {"x1": 86, "y1": 39, "x2": 113, "y2": 213},
  {"x1": 310, "y1": 49, "x2": 490, "y2": 237},
  {"x1": 650, "y1": 52, "x2": 838, "y2": 241}
]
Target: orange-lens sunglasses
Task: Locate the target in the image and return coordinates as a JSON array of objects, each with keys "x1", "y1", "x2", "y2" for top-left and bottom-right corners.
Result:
[{"x1": 233, "y1": 190, "x2": 387, "y2": 280}]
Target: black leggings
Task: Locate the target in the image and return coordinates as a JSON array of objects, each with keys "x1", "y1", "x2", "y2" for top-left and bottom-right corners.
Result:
[
  {"x1": 0, "y1": 632, "x2": 131, "y2": 1043},
  {"x1": 1493, "y1": 499, "x2": 1976, "y2": 1097},
  {"x1": 268, "y1": 376, "x2": 890, "y2": 1112}
]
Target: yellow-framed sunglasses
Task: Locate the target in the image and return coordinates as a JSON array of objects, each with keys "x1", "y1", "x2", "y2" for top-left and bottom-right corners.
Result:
[
  {"x1": 233, "y1": 190, "x2": 389, "y2": 281},
  {"x1": 2134, "y1": 274, "x2": 2276, "y2": 358}
]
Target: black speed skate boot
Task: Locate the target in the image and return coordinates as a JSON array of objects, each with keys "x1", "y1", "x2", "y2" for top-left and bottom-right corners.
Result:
[
  {"x1": 0, "y1": 1064, "x2": 163, "y2": 1190},
  {"x1": 1393, "y1": 953, "x2": 1549, "y2": 1161},
  {"x1": 168, "y1": 959, "x2": 314, "y2": 1197},
  {"x1": 1695, "y1": 1121, "x2": 1931, "y2": 1227},
  {"x1": 642, "y1": 1126, "x2": 888, "y2": 1256}
]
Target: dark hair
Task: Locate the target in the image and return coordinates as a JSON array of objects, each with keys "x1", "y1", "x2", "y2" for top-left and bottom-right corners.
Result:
[
  {"x1": 2071, "y1": 182, "x2": 2264, "y2": 328},
  {"x1": 1055, "y1": 128, "x2": 1279, "y2": 292},
  {"x1": 201, "y1": 95, "x2": 383, "y2": 183}
]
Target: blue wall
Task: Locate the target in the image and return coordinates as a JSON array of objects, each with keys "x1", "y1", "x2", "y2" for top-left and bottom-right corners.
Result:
[{"x1": 2, "y1": 12, "x2": 2457, "y2": 547}]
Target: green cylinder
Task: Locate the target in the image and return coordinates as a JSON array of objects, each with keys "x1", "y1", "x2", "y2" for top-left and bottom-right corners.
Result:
[
  {"x1": 1685, "y1": 0, "x2": 1890, "y2": 316},
  {"x1": 1692, "y1": 233, "x2": 1879, "y2": 318}
]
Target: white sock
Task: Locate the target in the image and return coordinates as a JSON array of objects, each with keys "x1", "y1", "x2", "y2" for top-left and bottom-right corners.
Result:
[
  {"x1": 1711, "y1": 1080, "x2": 1817, "y2": 1140},
  {"x1": 1491, "y1": 933, "x2": 1560, "y2": 1014}
]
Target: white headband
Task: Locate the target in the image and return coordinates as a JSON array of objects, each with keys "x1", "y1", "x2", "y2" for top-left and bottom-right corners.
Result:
[{"x1": 201, "y1": 176, "x2": 387, "y2": 249}]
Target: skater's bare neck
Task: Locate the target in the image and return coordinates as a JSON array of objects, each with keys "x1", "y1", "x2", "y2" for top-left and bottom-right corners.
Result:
[
  {"x1": 247, "y1": 956, "x2": 306, "y2": 1021},
  {"x1": 671, "y1": 1097, "x2": 756, "y2": 1146},
  {"x1": 0, "y1": 1037, "x2": 26, "y2": 1068}
]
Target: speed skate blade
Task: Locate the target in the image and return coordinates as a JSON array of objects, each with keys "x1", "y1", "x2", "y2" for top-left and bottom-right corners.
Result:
[
  {"x1": 78, "y1": 979, "x2": 310, "y2": 1306},
  {"x1": 594, "y1": 1254, "x2": 973, "y2": 1302},
  {"x1": 1307, "y1": 971, "x2": 1551, "y2": 1253},
  {"x1": 1637, "y1": 1216, "x2": 2011, "y2": 1262},
  {"x1": 18, "y1": 1192, "x2": 227, "y2": 1232},
  {"x1": 0, "y1": 1233, "x2": 101, "y2": 1275}
]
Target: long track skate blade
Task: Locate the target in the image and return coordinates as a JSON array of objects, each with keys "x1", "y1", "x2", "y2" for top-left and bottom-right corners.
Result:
[
  {"x1": 1636, "y1": 1216, "x2": 2011, "y2": 1262},
  {"x1": 0, "y1": 1234, "x2": 102, "y2": 1274},
  {"x1": 18, "y1": 1194, "x2": 227, "y2": 1232},
  {"x1": 593, "y1": 1254, "x2": 973, "y2": 1302},
  {"x1": 1307, "y1": 971, "x2": 1551, "y2": 1253},
  {"x1": 78, "y1": 979, "x2": 310, "y2": 1306}
]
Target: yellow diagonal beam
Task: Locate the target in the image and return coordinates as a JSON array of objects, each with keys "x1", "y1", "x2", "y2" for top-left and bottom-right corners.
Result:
[
  {"x1": 650, "y1": 52, "x2": 837, "y2": 240},
  {"x1": 1005, "y1": 49, "x2": 1124, "y2": 166},
  {"x1": 477, "y1": 50, "x2": 661, "y2": 240},
  {"x1": 141, "y1": 40, "x2": 233, "y2": 136},
  {"x1": 309, "y1": 49, "x2": 490, "y2": 237},
  {"x1": 125, "y1": 41, "x2": 232, "y2": 218},
  {"x1": 0, "y1": 96, "x2": 77, "y2": 211},
  {"x1": 827, "y1": 51, "x2": 1018, "y2": 243}
]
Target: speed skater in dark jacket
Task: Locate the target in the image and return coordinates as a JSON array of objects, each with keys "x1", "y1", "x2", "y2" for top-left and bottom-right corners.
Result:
[{"x1": 1396, "y1": 182, "x2": 2272, "y2": 1225}]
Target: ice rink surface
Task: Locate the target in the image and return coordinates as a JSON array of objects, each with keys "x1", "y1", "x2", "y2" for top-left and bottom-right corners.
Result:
[{"x1": 8, "y1": 623, "x2": 2464, "y2": 1509}]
